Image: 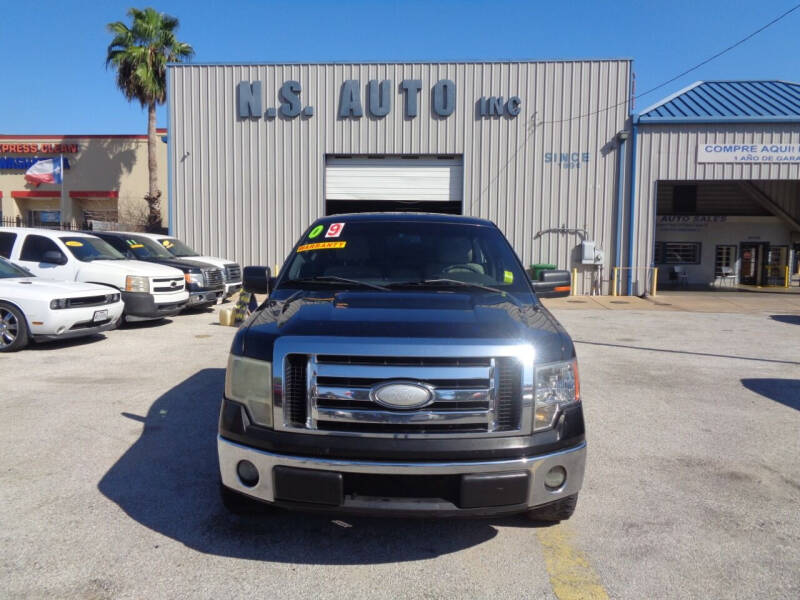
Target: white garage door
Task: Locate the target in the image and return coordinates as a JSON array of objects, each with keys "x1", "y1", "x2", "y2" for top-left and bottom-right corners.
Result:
[{"x1": 325, "y1": 157, "x2": 463, "y2": 202}]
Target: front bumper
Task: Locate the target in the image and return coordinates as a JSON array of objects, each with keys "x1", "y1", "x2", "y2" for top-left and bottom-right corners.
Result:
[
  {"x1": 122, "y1": 291, "x2": 187, "y2": 320},
  {"x1": 218, "y1": 436, "x2": 586, "y2": 517},
  {"x1": 186, "y1": 289, "x2": 223, "y2": 307},
  {"x1": 224, "y1": 281, "x2": 242, "y2": 297},
  {"x1": 30, "y1": 302, "x2": 124, "y2": 341}
]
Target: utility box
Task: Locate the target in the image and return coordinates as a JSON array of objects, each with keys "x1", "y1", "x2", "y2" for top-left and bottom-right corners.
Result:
[{"x1": 581, "y1": 241, "x2": 604, "y2": 265}]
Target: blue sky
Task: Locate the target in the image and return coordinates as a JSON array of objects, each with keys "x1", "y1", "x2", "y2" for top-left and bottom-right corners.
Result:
[{"x1": 2, "y1": 0, "x2": 798, "y2": 134}]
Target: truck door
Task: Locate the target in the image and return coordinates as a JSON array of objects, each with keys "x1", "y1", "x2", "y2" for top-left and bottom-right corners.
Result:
[{"x1": 15, "y1": 234, "x2": 76, "y2": 281}]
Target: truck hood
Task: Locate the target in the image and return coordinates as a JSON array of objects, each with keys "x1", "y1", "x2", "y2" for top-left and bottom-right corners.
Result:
[
  {"x1": 238, "y1": 290, "x2": 574, "y2": 363},
  {"x1": 136, "y1": 256, "x2": 215, "y2": 272},
  {"x1": 175, "y1": 256, "x2": 230, "y2": 270},
  {"x1": 80, "y1": 260, "x2": 184, "y2": 278}
]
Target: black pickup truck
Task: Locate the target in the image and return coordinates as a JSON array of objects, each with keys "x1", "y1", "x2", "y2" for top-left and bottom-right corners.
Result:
[
  {"x1": 89, "y1": 231, "x2": 225, "y2": 309},
  {"x1": 219, "y1": 213, "x2": 584, "y2": 521}
]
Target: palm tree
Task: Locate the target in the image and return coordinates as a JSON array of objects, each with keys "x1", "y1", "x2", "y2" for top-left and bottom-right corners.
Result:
[{"x1": 106, "y1": 8, "x2": 193, "y2": 230}]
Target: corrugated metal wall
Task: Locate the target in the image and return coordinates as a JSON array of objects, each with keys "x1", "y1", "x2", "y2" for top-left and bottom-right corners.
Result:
[
  {"x1": 168, "y1": 61, "x2": 631, "y2": 294},
  {"x1": 633, "y1": 125, "x2": 800, "y2": 292}
]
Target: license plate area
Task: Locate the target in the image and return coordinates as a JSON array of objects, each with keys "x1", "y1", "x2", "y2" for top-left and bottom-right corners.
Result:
[{"x1": 93, "y1": 309, "x2": 108, "y2": 322}]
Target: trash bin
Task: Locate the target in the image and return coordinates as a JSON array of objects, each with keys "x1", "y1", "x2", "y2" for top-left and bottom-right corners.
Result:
[{"x1": 529, "y1": 263, "x2": 557, "y2": 281}]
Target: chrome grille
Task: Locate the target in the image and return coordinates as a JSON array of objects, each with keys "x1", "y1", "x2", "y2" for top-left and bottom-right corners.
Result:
[
  {"x1": 279, "y1": 349, "x2": 525, "y2": 437},
  {"x1": 152, "y1": 277, "x2": 185, "y2": 293},
  {"x1": 203, "y1": 268, "x2": 225, "y2": 289},
  {"x1": 224, "y1": 263, "x2": 242, "y2": 283}
]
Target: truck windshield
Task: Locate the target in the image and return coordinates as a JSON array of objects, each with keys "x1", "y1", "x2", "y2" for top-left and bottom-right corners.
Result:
[
  {"x1": 60, "y1": 237, "x2": 125, "y2": 261},
  {"x1": 280, "y1": 220, "x2": 532, "y2": 297},
  {"x1": 157, "y1": 237, "x2": 199, "y2": 257},
  {"x1": 123, "y1": 236, "x2": 175, "y2": 259}
]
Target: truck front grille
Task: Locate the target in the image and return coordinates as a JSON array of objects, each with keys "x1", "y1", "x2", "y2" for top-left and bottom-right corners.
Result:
[
  {"x1": 152, "y1": 277, "x2": 185, "y2": 293},
  {"x1": 203, "y1": 268, "x2": 225, "y2": 289},
  {"x1": 280, "y1": 352, "x2": 524, "y2": 437},
  {"x1": 224, "y1": 264, "x2": 242, "y2": 283}
]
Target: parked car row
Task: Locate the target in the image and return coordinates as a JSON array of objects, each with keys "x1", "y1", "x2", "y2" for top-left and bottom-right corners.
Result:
[{"x1": 0, "y1": 227, "x2": 242, "y2": 351}]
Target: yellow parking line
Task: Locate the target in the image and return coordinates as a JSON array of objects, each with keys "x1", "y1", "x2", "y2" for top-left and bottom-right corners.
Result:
[{"x1": 536, "y1": 525, "x2": 609, "y2": 600}]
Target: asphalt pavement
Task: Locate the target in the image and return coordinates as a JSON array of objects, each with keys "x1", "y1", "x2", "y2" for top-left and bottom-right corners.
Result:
[{"x1": 1, "y1": 300, "x2": 798, "y2": 599}]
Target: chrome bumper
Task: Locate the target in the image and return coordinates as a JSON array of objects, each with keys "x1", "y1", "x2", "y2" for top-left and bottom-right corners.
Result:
[{"x1": 218, "y1": 436, "x2": 586, "y2": 514}]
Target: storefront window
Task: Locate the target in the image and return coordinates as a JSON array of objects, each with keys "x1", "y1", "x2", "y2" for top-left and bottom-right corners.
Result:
[
  {"x1": 654, "y1": 242, "x2": 701, "y2": 265},
  {"x1": 714, "y1": 245, "x2": 736, "y2": 277}
]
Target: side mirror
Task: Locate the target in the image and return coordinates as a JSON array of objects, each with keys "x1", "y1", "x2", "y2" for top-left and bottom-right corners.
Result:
[
  {"x1": 243, "y1": 266, "x2": 272, "y2": 294},
  {"x1": 531, "y1": 269, "x2": 571, "y2": 298},
  {"x1": 43, "y1": 250, "x2": 67, "y2": 266}
]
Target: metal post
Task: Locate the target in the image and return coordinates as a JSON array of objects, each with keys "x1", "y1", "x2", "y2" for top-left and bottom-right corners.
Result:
[
  {"x1": 612, "y1": 267, "x2": 619, "y2": 297},
  {"x1": 571, "y1": 268, "x2": 578, "y2": 296},
  {"x1": 652, "y1": 267, "x2": 658, "y2": 296},
  {"x1": 785, "y1": 265, "x2": 790, "y2": 288}
]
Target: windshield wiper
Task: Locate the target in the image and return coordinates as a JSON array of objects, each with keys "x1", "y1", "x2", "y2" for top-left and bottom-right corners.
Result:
[
  {"x1": 390, "y1": 278, "x2": 525, "y2": 308},
  {"x1": 284, "y1": 276, "x2": 390, "y2": 292}
]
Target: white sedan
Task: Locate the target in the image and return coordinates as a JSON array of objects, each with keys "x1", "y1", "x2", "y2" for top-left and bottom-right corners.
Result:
[{"x1": 0, "y1": 257, "x2": 124, "y2": 352}]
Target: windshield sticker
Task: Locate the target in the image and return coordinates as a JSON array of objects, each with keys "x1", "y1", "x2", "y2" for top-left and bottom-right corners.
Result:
[
  {"x1": 297, "y1": 241, "x2": 347, "y2": 253},
  {"x1": 161, "y1": 240, "x2": 174, "y2": 248},
  {"x1": 308, "y1": 224, "x2": 324, "y2": 239},
  {"x1": 65, "y1": 241, "x2": 83, "y2": 247},
  {"x1": 126, "y1": 240, "x2": 144, "y2": 249},
  {"x1": 325, "y1": 222, "x2": 345, "y2": 238},
  {"x1": 503, "y1": 270, "x2": 514, "y2": 284}
]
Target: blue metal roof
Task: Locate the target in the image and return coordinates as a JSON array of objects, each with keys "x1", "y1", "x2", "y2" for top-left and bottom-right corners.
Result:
[{"x1": 636, "y1": 81, "x2": 800, "y2": 123}]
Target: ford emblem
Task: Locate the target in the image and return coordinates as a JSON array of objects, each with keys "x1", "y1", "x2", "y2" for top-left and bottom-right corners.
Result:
[{"x1": 370, "y1": 381, "x2": 435, "y2": 410}]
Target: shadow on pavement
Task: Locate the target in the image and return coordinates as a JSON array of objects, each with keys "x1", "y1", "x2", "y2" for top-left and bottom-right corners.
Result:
[
  {"x1": 98, "y1": 368, "x2": 505, "y2": 563},
  {"x1": 770, "y1": 315, "x2": 800, "y2": 326},
  {"x1": 29, "y1": 333, "x2": 108, "y2": 351},
  {"x1": 741, "y1": 378, "x2": 800, "y2": 411}
]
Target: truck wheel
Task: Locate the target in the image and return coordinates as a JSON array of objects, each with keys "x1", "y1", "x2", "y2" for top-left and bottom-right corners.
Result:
[
  {"x1": 219, "y1": 482, "x2": 272, "y2": 515},
  {"x1": 0, "y1": 302, "x2": 29, "y2": 352},
  {"x1": 526, "y1": 494, "x2": 578, "y2": 523}
]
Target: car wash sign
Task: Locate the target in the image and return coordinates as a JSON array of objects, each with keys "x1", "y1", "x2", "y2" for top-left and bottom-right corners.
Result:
[
  {"x1": 237, "y1": 79, "x2": 521, "y2": 121},
  {"x1": 698, "y1": 143, "x2": 800, "y2": 163}
]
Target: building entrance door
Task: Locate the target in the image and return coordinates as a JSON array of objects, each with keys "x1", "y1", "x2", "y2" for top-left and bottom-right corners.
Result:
[{"x1": 739, "y1": 242, "x2": 768, "y2": 285}]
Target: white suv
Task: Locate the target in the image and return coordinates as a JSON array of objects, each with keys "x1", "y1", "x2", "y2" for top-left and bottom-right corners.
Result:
[{"x1": 0, "y1": 228, "x2": 188, "y2": 322}]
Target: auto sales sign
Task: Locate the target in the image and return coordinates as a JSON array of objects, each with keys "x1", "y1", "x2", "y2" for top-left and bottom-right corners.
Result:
[{"x1": 697, "y1": 143, "x2": 800, "y2": 163}]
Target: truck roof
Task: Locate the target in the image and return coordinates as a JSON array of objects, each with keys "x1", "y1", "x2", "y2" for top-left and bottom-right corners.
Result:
[
  {"x1": 311, "y1": 212, "x2": 496, "y2": 226},
  {"x1": 0, "y1": 227, "x2": 100, "y2": 239}
]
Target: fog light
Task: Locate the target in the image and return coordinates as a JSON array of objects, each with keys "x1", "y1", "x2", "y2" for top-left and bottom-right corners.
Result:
[
  {"x1": 544, "y1": 466, "x2": 566, "y2": 490},
  {"x1": 236, "y1": 460, "x2": 259, "y2": 487}
]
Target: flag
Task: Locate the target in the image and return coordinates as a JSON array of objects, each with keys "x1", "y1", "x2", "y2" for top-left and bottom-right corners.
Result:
[{"x1": 24, "y1": 157, "x2": 63, "y2": 186}]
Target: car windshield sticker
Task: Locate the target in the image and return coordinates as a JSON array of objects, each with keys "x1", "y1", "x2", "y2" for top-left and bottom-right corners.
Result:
[
  {"x1": 308, "y1": 225, "x2": 324, "y2": 239},
  {"x1": 503, "y1": 270, "x2": 514, "y2": 284},
  {"x1": 126, "y1": 240, "x2": 144, "y2": 249},
  {"x1": 162, "y1": 240, "x2": 174, "y2": 248},
  {"x1": 325, "y1": 222, "x2": 345, "y2": 238},
  {"x1": 65, "y1": 241, "x2": 83, "y2": 247},
  {"x1": 297, "y1": 241, "x2": 347, "y2": 253}
]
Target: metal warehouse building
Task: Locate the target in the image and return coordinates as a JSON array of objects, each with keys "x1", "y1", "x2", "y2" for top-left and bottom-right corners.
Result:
[
  {"x1": 167, "y1": 61, "x2": 800, "y2": 294},
  {"x1": 167, "y1": 60, "x2": 632, "y2": 295}
]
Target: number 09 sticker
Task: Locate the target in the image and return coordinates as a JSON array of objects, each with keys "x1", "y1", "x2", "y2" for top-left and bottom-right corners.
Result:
[{"x1": 325, "y1": 222, "x2": 345, "y2": 238}]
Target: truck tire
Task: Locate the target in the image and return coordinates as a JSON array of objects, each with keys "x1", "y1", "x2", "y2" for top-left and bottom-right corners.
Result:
[
  {"x1": 526, "y1": 494, "x2": 578, "y2": 522},
  {"x1": 0, "y1": 302, "x2": 29, "y2": 352},
  {"x1": 219, "y1": 482, "x2": 272, "y2": 515}
]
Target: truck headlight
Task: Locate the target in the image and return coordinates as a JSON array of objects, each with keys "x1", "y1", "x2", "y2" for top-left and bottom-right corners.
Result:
[
  {"x1": 125, "y1": 275, "x2": 149, "y2": 293},
  {"x1": 185, "y1": 272, "x2": 203, "y2": 286},
  {"x1": 225, "y1": 354, "x2": 273, "y2": 427},
  {"x1": 534, "y1": 359, "x2": 580, "y2": 431}
]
